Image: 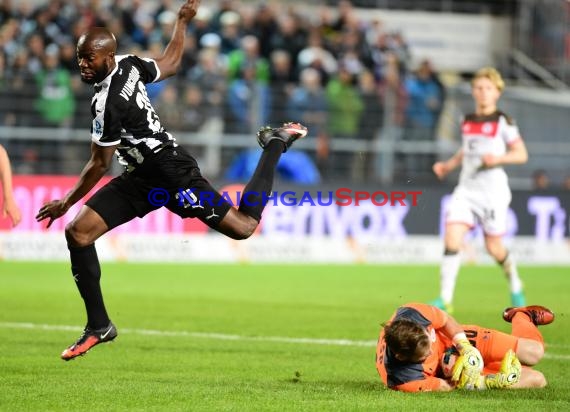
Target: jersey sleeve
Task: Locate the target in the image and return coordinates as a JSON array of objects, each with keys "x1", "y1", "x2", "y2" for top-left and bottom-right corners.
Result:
[
  {"x1": 500, "y1": 115, "x2": 522, "y2": 145},
  {"x1": 129, "y1": 55, "x2": 161, "y2": 84},
  {"x1": 403, "y1": 303, "x2": 448, "y2": 329},
  {"x1": 393, "y1": 377, "x2": 448, "y2": 392}
]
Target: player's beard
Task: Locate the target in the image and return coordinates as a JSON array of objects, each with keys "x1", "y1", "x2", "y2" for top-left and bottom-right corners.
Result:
[{"x1": 81, "y1": 61, "x2": 111, "y2": 85}]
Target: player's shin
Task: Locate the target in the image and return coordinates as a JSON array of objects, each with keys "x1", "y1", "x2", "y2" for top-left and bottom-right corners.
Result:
[
  {"x1": 499, "y1": 251, "x2": 525, "y2": 306},
  {"x1": 440, "y1": 249, "x2": 461, "y2": 305},
  {"x1": 68, "y1": 244, "x2": 110, "y2": 329},
  {"x1": 238, "y1": 140, "x2": 283, "y2": 221}
]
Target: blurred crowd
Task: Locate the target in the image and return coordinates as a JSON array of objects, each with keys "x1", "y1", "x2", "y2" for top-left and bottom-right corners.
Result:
[{"x1": 0, "y1": 0, "x2": 447, "y2": 181}]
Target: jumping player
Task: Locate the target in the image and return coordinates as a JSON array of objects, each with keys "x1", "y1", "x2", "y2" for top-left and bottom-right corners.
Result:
[
  {"x1": 431, "y1": 67, "x2": 528, "y2": 312},
  {"x1": 35, "y1": 0, "x2": 307, "y2": 360},
  {"x1": 376, "y1": 303, "x2": 553, "y2": 392}
]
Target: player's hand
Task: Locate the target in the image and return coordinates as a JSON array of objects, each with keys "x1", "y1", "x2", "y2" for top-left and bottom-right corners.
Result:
[
  {"x1": 433, "y1": 162, "x2": 448, "y2": 180},
  {"x1": 178, "y1": 0, "x2": 201, "y2": 23},
  {"x1": 451, "y1": 339, "x2": 484, "y2": 389},
  {"x1": 36, "y1": 200, "x2": 69, "y2": 228},
  {"x1": 481, "y1": 154, "x2": 501, "y2": 168},
  {"x1": 483, "y1": 350, "x2": 521, "y2": 389},
  {"x1": 2, "y1": 198, "x2": 22, "y2": 227}
]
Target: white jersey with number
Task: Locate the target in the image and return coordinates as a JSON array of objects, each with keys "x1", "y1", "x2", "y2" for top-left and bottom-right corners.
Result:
[
  {"x1": 458, "y1": 111, "x2": 521, "y2": 191},
  {"x1": 446, "y1": 111, "x2": 522, "y2": 235}
]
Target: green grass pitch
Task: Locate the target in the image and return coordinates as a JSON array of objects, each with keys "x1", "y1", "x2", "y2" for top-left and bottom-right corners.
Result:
[{"x1": 1, "y1": 262, "x2": 569, "y2": 411}]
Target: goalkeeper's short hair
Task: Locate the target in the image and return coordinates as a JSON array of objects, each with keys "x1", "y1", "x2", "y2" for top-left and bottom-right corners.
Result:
[{"x1": 383, "y1": 318, "x2": 430, "y2": 363}]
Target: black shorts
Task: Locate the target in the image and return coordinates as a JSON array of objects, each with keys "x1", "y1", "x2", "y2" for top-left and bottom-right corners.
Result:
[{"x1": 86, "y1": 146, "x2": 232, "y2": 230}]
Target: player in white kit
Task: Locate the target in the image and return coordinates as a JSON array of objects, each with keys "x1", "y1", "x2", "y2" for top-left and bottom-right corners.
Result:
[{"x1": 430, "y1": 67, "x2": 528, "y2": 313}]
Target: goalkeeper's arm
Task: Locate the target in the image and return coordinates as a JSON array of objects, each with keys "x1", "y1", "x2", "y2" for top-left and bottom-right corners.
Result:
[{"x1": 439, "y1": 312, "x2": 484, "y2": 389}]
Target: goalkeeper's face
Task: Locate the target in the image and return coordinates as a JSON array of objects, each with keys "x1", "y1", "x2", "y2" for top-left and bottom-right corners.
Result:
[
  {"x1": 394, "y1": 330, "x2": 432, "y2": 363},
  {"x1": 385, "y1": 319, "x2": 432, "y2": 363},
  {"x1": 409, "y1": 331, "x2": 432, "y2": 363}
]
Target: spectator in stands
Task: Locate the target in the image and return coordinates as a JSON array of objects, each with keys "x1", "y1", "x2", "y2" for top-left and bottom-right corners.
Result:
[
  {"x1": 0, "y1": 143, "x2": 21, "y2": 227},
  {"x1": 227, "y1": 35, "x2": 269, "y2": 83},
  {"x1": 218, "y1": 10, "x2": 242, "y2": 55},
  {"x1": 297, "y1": 28, "x2": 338, "y2": 86},
  {"x1": 269, "y1": 14, "x2": 307, "y2": 67},
  {"x1": 34, "y1": 44, "x2": 75, "y2": 128},
  {"x1": 25, "y1": 33, "x2": 46, "y2": 75},
  {"x1": 532, "y1": 169, "x2": 550, "y2": 191},
  {"x1": 154, "y1": 83, "x2": 184, "y2": 132},
  {"x1": 190, "y1": 5, "x2": 213, "y2": 44},
  {"x1": 250, "y1": 3, "x2": 278, "y2": 59},
  {"x1": 336, "y1": 31, "x2": 367, "y2": 77},
  {"x1": 209, "y1": 0, "x2": 237, "y2": 33},
  {"x1": 370, "y1": 32, "x2": 392, "y2": 82},
  {"x1": 287, "y1": 67, "x2": 329, "y2": 175},
  {"x1": 563, "y1": 175, "x2": 570, "y2": 191},
  {"x1": 188, "y1": 47, "x2": 227, "y2": 133},
  {"x1": 390, "y1": 31, "x2": 411, "y2": 75},
  {"x1": 225, "y1": 61, "x2": 270, "y2": 135},
  {"x1": 355, "y1": 69, "x2": 383, "y2": 181},
  {"x1": 58, "y1": 37, "x2": 80, "y2": 76},
  {"x1": 268, "y1": 49, "x2": 296, "y2": 125},
  {"x1": 326, "y1": 65, "x2": 364, "y2": 177},
  {"x1": 402, "y1": 59, "x2": 444, "y2": 176},
  {"x1": 181, "y1": 84, "x2": 208, "y2": 133},
  {"x1": 375, "y1": 52, "x2": 407, "y2": 183},
  {"x1": 330, "y1": 0, "x2": 358, "y2": 34},
  {"x1": 0, "y1": 51, "x2": 13, "y2": 126}
]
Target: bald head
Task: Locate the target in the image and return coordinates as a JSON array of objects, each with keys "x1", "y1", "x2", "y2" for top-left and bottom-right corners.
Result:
[
  {"x1": 76, "y1": 27, "x2": 117, "y2": 84},
  {"x1": 78, "y1": 27, "x2": 117, "y2": 53}
]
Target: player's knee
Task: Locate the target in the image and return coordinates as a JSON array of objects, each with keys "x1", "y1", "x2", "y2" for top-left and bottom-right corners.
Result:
[
  {"x1": 229, "y1": 219, "x2": 258, "y2": 240},
  {"x1": 65, "y1": 221, "x2": 93, "y2": 247},
  {"x1": 528, "y1": 343, "x2": 544, "y2": 365},
  {"x1": 522, "y1": 341, "x2": 544, "y2": 365},
  {"x1": 485, "y1": 241, "x2": 503, "y2": 259}
]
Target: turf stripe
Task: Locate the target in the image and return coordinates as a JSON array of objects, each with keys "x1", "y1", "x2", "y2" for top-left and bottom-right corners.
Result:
[
  {"x1": 0, "y1": 321, "x2": 377, "y2": 347},
  {"x1": 1, "y1": 321, "x2": 568, "y2": 360}
]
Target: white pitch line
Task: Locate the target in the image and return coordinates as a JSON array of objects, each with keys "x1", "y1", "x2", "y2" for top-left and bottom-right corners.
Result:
[
  {"x1": 1, "y1": 322, "x2": 569, "y2": 360},
  {"x1": 0, "y1": 321, "x2": 377, "y2": 347}
]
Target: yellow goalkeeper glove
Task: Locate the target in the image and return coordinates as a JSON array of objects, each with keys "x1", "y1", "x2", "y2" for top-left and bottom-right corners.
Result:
[
  {"x1": 451, "y1": 334, "x2": 484, "y2": 389},
  {"x1": 483, "y1": 350, "x2": 522, "y2": 389}
]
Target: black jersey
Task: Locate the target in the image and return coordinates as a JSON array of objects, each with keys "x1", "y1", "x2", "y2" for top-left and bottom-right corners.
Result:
[{"x1": 90, "y1": 54, "x2": 177, "y2": 172}]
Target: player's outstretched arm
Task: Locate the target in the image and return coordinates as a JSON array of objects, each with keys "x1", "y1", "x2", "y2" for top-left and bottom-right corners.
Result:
[
  {"x1": 0, "y1": 144, "x2": 21, "y2": 226},
  {"x1": 154, "y1": 0, "x2": 200, "y2": 81},
  {"x1": 36, "y1": 143, "x2": 117, "y2": 228},
  {"x1": 433, "y1": 148, "x2": 463, "y2": 180}
]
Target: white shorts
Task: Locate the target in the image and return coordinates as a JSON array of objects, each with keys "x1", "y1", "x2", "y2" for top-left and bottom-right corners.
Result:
[{"x1": 445, "y1": 185, "x2": 512, "y2": 236}]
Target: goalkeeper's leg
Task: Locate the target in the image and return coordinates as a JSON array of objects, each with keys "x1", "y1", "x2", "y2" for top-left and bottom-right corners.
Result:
[
  {"x1": 511, "y1": 368, "x2": 547, "y2": 389},
  {"x1": 508, "y1": 310, "x2": 547, "y2": 366},
  {"x1": 464, "y1": 320, "x2": 545, "y2": 368}
]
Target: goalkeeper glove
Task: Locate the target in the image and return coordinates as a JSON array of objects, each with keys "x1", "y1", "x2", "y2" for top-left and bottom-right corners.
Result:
[
  {"x1": 451, "y1": 333, "x2": 484, "y2": 390},
  {"x1": 483, "y1": 350, "x2": 522, "y2": 389}
]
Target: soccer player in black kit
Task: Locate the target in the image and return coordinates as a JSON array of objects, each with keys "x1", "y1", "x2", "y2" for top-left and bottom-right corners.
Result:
[{"x1": 35, "y1": 0, "x2": 307, "y2": 360}]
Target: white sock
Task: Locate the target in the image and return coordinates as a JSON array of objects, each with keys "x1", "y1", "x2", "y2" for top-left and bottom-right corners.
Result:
[
  {"x1": 501, "y1": 252, "x2": 523, "y2": 294},
  {"x1": 440, "y1": 251, "x2": 461, "y2": 304}
]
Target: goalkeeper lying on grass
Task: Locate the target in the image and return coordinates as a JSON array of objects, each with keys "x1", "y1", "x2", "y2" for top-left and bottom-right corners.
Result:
[{"x1": 375, "y1": 303, "x2": 554, "y2": 392}]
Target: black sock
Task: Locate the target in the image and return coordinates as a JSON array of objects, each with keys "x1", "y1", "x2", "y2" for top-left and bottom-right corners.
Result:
[
  {"x1": 68, "y1": 244, "x2": 110, "y2": 329},
  {"x1": 238, "y1": 140, "x2": 284, "y2": 221}
]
